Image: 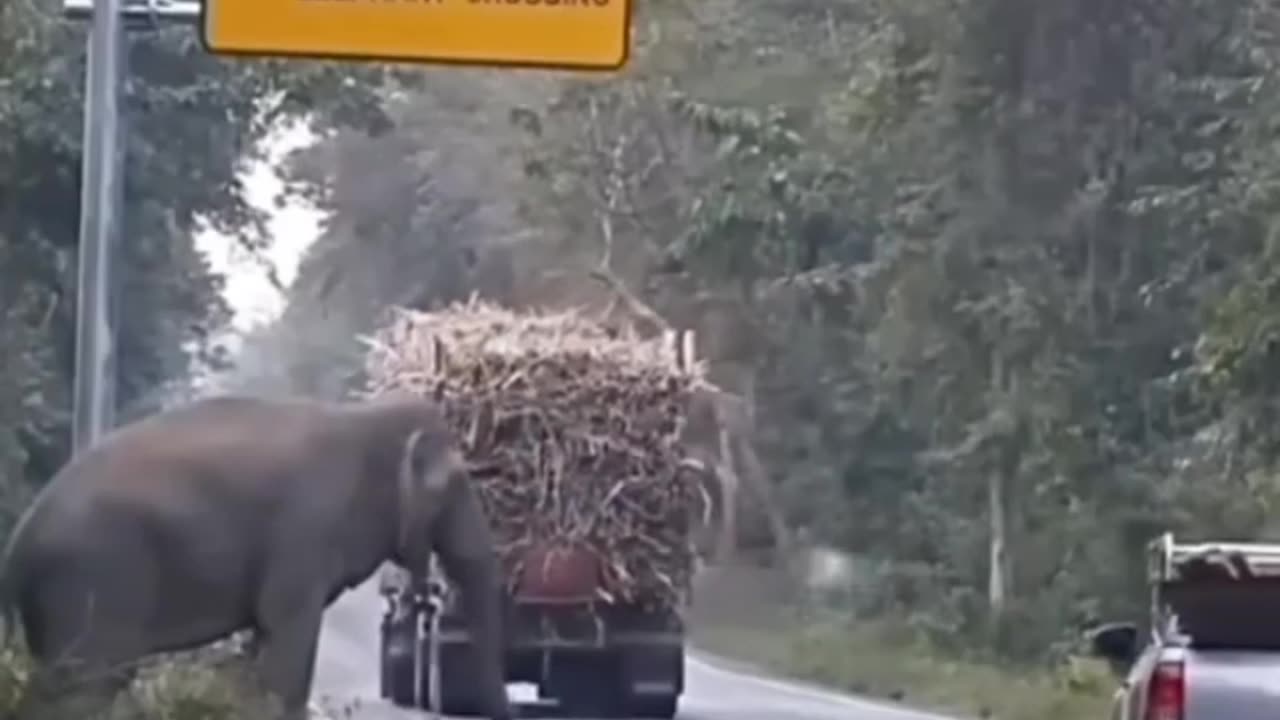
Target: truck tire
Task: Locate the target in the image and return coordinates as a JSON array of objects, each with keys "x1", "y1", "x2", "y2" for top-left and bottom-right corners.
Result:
[
  {"x1": 542, "y1": 649, "x2": 622, "y2": 716},
  {"x1": 627, "y1": 694, "x2": 679, "y2": 719},
  {"x1": 426, "y1": 640, "x2": 488, "y2": 716},
  {"x1": 380, "y1": 614, "x2": 419, "y2": 707},
  {"x1": 618, "y1": 641, "x2": 683, "y2": 719},
  {"x1": 383, "y1": 655, "x2": 417, "y2": 708}
]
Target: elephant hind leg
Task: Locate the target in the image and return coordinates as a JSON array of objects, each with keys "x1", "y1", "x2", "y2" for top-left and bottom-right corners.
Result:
[
  {"x1": 16, "y1": 649, "x2": 139, "y2": 720},
  {"x1": 18, "y1": 663, "x2": 136, "y2": 718},
  {"x1": 16, "y1": 589, "x2": 47, "y2": 662},
  {"x1": 17, "y1": 574, "x2": 148, "y2": 717}
]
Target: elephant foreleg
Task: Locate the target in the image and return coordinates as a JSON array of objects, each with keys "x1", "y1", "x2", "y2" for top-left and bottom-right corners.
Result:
[{"x1": 255, "y1": 589, "x2": 325, "y2": 720}]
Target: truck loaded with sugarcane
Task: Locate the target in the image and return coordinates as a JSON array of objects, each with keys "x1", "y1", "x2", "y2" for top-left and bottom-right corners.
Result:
[{"x1": 365, "y1": 300, "x2": 717, "y2": 719}]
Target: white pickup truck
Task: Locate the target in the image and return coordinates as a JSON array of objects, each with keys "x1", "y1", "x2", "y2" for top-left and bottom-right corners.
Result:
[{"x1": 1089, "y1": 533, "x2": 1280, "y2": 720}]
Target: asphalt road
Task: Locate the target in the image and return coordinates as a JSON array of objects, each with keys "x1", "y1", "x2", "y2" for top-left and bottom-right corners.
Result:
[{"x1": 310, "y1": 570, "x2": 957, "y2": 720}]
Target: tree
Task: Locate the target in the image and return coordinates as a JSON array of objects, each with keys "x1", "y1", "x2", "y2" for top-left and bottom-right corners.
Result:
[{"x1": 0, "y1": 0, "x2": 403, "y2": 529}]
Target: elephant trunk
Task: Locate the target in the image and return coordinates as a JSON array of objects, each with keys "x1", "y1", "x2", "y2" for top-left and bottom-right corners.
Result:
[
  {"x1": 432, "y1": 473, "x2": 513, "y2": 720},
  {"x1": 449, "y1": 551, "x2": 511, "y2": 719}
]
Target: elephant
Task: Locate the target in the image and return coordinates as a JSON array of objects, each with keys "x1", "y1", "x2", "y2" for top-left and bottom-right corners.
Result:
[{"x1": 0, "y1": 393, "x2": 514, "y2": 720}]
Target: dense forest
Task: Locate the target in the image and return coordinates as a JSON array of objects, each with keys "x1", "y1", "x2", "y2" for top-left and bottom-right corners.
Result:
[{"x1": 7, "y1": 0, "x2": 1280, "y2": 701}]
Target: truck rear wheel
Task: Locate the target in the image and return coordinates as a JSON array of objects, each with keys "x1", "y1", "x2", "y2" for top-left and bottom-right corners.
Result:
[
  {"x1": 618, "y1": 642, "x2": 684, "y2": 719},
  {"x1": 379, "y1": 614, "x2": 418, "y2": 707},
  {"x1": 425, "y1": 639, "x2": 489, "y2": 716},
  {"x1": 627, "y1": 693, "x2": 679, "y2": 719},
  {"x1": 383, "y1": 657, "x2": 416, "y2": 708},
  {"x1": 545, "y1": 650, "x2": 622, "y2": 716}
]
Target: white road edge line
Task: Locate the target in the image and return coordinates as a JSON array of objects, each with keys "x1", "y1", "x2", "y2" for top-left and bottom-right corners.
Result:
[{"x1": 687, "y1": 652, "x2": 964, "y2": 720}]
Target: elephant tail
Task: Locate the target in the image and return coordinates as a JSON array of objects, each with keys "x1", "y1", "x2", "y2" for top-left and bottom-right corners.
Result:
[
  {"x1": 0, "y1": 577, "x2": 17, "y2": 654},
  {"x1": 0, "y1": 541, "x2": 21, "y2": 653},
  {"x1": 0, "y1": 504, "x2": 31, "y2": 655}
]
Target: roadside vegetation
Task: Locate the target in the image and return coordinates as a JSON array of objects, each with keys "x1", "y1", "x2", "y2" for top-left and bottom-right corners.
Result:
[
  {"x1": 692, "y1": 597, "x2": 1115, "y2": 720},
  {"x1": 689, "y1": 562, "x2": 1116, "y2": 720},
  {"x1": 7, "y1": 0, "x2": 1280, "y2": 714},
  {"x1": 0, "y1": 645, "x2": 282, "y2": 720},
  {"x1": 697, "y1": 620, "x2": 1113, "y2": 720}
]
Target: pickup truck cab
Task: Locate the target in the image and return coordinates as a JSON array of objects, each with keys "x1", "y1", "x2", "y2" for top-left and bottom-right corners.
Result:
[{"x1": 1089, "y1": 533, "x2": 1280, "y2": 720}]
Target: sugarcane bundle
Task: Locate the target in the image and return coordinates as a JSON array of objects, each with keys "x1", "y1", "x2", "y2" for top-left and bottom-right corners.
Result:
[{"x1": 361, "y1": 299, "x2": 711, "y2": 608}]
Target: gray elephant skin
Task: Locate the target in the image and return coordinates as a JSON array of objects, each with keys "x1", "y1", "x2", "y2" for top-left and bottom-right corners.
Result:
[{"x1": 0, "y1": 394, "x2": 513, "y2": 720}]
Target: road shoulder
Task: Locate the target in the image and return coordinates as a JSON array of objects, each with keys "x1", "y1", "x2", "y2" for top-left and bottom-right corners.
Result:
[{"x1": 687, "y1": 648, "x2": 966, "y2": 720}]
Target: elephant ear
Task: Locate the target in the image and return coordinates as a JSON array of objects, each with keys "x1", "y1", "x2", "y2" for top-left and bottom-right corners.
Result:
[{"x1": 402, "y1": 428, "x2": 457, "y2": 493}]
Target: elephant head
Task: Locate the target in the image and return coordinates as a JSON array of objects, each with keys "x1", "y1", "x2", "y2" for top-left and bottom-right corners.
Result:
[
  {"x1": 390, "y1": 421, "x2": 465, "y2": 573},
  {"x1": 376, "y1": 396, "x2": 513, "y2": 720}
]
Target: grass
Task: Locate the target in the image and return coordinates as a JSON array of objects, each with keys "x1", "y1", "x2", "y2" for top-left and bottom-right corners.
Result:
[
  {"x1": 690, "y1": 613, "x2": 1116, "y2": 720},
  {"x1": 687, "y1": 561, "x2": 1116, "y2": 720}
]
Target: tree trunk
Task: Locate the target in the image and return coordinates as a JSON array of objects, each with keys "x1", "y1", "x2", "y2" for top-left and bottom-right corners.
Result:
[
  {"x1": 987, "y1": 351, "x2": 1011, "y2": 617},
  {"x1": 714, "y1": 424, "x2": 740, "y2": 562},
  {"x1": 732, "y1": 377, "x2": 793, "y2": 561},
  {"x1": 987, "y1": 469, "x2": 1007, "y2": 615}
]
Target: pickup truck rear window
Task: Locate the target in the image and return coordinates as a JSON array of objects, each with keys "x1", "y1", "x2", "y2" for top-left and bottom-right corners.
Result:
[{"x1": 1163, "y1": 580, "x2": 1280, "y2": 649}]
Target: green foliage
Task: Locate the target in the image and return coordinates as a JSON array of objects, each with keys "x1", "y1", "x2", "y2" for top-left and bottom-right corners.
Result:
[
  {"x1": 0, "y1": 0, "x2": 404, "y2": 520},
  {"x1": 694, "y1": 613, "x2": 1114, "y2": 720}
]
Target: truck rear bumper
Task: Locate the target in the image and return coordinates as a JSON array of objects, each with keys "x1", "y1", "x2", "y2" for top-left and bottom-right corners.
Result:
[{"x1": 381, "y1": 610, "x2": 685, "y2": 717}]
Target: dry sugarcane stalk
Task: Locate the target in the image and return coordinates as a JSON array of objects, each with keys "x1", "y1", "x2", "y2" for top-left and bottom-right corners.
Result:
[{"x1": 361, "y1": 298, "x2": 712, "y2": 609}]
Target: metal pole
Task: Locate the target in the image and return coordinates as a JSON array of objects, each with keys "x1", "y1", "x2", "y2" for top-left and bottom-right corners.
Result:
[
  {"x1": 106, "y1": 43, "x2": 127, "y2": 433},
  {"x1": 71, "y1": 0, "x2": 126, "y2": 452}
]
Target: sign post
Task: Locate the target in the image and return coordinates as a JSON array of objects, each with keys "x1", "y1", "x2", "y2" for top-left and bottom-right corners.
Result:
[{"x1": 70, "y1": 0, "x2": 127, "y2": 453}]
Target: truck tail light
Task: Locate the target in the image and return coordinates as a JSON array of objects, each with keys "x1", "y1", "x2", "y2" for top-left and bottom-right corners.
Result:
[{"x1": 1145, "y1": 659, "x2": 1185, "y2": 720}]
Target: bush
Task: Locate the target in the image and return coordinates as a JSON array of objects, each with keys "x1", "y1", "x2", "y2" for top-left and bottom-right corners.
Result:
[
  {"x1": 0, "y1": 641, "x2": 287, "y2": 720},
  {"x1": 0, "y1": 646, "x2": 31, "y2": 717}
]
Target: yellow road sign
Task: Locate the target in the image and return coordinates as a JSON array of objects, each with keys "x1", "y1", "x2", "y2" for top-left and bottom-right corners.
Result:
[{"x1": 203, "y1": 0, "x2": 631, "y2": 71}]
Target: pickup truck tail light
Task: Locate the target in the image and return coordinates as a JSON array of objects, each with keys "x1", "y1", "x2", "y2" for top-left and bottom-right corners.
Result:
[{"x1": 1145, "y1": 659, "x2": 1185, "y2": 720}]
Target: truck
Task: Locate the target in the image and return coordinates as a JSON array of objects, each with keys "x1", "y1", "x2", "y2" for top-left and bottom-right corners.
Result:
[
  {"x1": 1088, "y1": 532, "x2": 1280, "y2": 720},
  {"x1": 371, "y1": 321, "x2": 709, "y2": 719}
]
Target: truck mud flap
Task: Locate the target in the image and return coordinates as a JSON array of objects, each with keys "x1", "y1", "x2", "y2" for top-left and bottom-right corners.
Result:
[{"x1": 620, "y1": 641, "x2": 685, "y2": 697}]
